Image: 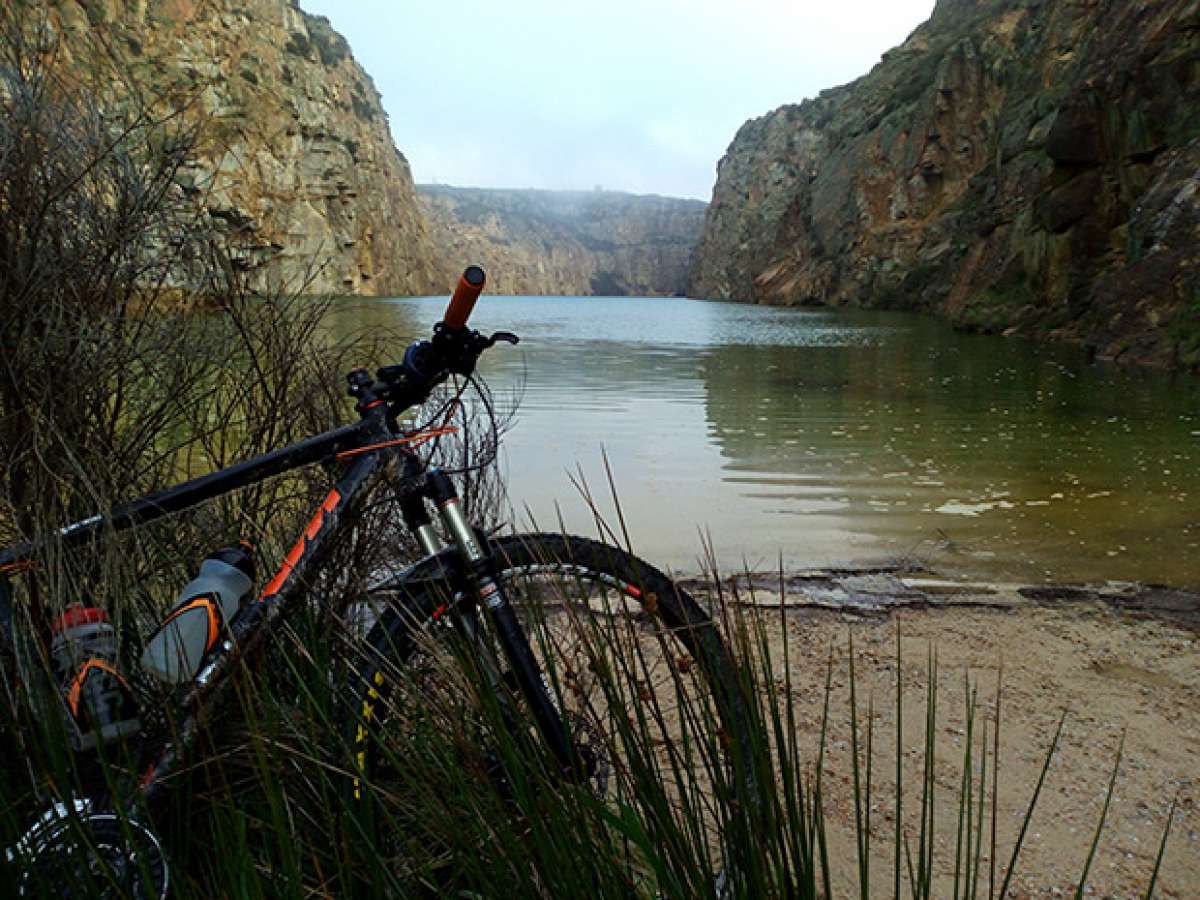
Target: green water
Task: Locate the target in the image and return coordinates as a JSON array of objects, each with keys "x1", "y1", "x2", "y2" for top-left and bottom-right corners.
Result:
[{"x1": 327, "y1": 296, "x2": 1200, "y2": 587}]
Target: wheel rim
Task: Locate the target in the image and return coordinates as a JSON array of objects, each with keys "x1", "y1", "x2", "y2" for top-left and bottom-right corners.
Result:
[{"x1": 18, "y1": 813, "x2": 167, "y2": 900}]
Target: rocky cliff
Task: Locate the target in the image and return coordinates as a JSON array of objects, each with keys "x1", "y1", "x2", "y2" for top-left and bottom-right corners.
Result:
[
  {"x1": 418, "y1": 186, "x2": 707, "y2": 296},
  {"x1": 690, "y1": 0, "x2": 1200, "y2": 368},
  {"x1": 44, "y1": 0, "x2": 440, "y2": 297}
]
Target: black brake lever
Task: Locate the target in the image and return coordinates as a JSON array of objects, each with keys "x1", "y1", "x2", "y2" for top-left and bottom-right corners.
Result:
[{"x1": 377, "y1": 330, "x2": 519, "y2": 395}]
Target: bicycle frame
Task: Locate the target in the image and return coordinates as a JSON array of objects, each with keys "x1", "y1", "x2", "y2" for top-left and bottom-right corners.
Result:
[
  {"x1": 1, "y1": 390, "x2": 578, "y2": 829},
  {"x1": 0, "y1": 408, "x2": 406, "y2": 808},
  {"x1": 1, "y1": 268, "x2": 582, "y2": 863}
]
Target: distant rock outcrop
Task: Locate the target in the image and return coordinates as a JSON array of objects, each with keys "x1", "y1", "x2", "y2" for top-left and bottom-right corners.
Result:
[
  {"x1": 46, "y1": 0, "x2": 441, "y2": 297},
  {"x1": 418, "y1": 186, "x2": 707, "y2": 296},
  {"x1": 690, "y1": 0, "x2": 1200, "y2": 368}
]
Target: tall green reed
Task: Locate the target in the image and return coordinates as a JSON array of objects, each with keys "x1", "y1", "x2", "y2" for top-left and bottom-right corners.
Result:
[{"x1": 2, "y1": 542, "x2": 1181, "y2": 897}]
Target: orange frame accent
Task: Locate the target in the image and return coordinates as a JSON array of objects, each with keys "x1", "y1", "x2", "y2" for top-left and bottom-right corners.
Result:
[{"x1": 259, "y1": 489, "x2": 342, "y2": 601}]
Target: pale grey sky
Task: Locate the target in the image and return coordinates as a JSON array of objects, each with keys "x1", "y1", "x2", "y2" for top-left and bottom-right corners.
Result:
[{"x1": 299, "y1": 1, "x2": 936, "y2": 200}]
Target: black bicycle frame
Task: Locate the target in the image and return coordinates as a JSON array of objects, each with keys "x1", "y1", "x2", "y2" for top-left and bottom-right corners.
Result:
[
  {"x1": 0, "y1": 408, "x2": 398, "y2": 806},
  {"x1": 0, "y1": 388, "x2": 577, "y2": 810},
  {"x1": 0, "y1": 420, "x2": 366, "y2": 572}
]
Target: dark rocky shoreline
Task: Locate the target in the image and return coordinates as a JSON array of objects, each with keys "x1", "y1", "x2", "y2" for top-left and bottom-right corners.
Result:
[{"x1": 680, "y1": 566, "x2": 1200, "y2": 633}]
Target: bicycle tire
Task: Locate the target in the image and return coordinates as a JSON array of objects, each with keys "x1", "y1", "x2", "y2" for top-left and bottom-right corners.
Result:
[
  {"x1": 16, "y1": 812, "x2": 168, "y2": 900},
  {"x1": 344, "y1": 532, "x2": 751, "y2": 891}
]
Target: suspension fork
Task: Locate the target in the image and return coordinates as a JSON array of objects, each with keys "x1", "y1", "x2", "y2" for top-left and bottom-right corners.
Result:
[
  {"x1": 394, "y1": 453, "x2": 446, "y2": 559},
  {"x1": 423, "y1": 468, "x2": 576, "y2": 774},
  {"x1": 393, "y1": 455, "x2": 489, "y2": 649},
  {"x1": 392, "y1": 459, "x2": 515, "y2": 727}
]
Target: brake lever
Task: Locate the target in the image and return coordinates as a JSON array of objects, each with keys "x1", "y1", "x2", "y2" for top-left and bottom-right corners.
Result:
[{"x1": 377, "y1": 330, "x2": 519, "y2": 396}]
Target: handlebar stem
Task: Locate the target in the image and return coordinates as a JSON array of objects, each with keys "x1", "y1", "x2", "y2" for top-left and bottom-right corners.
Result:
[{"x1": 347, "y1": 368, "x2": 390, "y2": 419}]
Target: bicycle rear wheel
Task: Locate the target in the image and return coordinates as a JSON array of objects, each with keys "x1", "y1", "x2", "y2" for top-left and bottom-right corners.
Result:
[{"x1": 345, "y1": 532, "x2": 750, "y2": 893}]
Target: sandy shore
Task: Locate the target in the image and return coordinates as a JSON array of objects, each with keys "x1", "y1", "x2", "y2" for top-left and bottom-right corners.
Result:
[{"x1": 682, "y1": 571, "x2": 1199, "y2": 897}]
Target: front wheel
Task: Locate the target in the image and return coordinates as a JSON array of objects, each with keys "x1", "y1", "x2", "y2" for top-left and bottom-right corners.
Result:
[{"x1": 345, "y1": 533, "x2": 751, "y2": 894}]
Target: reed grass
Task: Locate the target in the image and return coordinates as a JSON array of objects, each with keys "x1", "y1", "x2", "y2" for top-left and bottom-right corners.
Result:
[{"x1": 1, "y1": 490, "x2": 1184, "y2": 899}]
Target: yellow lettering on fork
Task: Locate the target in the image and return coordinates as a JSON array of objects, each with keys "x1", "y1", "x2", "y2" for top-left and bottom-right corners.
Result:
[{"x1": 352, "y1": 672, "x2": 386, "y2": 799}]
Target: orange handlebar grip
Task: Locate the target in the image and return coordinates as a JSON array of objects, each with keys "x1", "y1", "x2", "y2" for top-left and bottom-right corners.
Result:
[{"x1": 443, "y1": 265, "x2": 486, "y2": 330}]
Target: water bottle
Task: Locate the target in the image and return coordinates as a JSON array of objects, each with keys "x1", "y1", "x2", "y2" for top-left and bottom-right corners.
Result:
[
  {"x1": 49, "y1": 604, "x2": 141, "y2": 752},
  {"x1": 141, "y1": 543, "x2": 254, "y2": 684}
]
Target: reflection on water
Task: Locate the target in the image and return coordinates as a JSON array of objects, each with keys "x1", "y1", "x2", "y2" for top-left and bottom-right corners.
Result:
[{"x1": 325, "y1": 296, "x2": 1200, "y2": 587}]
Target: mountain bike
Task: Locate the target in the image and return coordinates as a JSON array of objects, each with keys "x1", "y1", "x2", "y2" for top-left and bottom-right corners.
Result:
[{"x1": 0, "y1": 266, "x2": 751, "y2": 897}]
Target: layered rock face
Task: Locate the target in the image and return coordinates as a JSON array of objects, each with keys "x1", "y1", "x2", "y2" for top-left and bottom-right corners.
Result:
[
  {"x1": 47, "y1": 0, "x2": 440, "y2": 297},
  {"x1": 419, "y1": 186, "x2": 707, "y2": 296},
  {"x1": 690, "y1": 0, "x2": 1200, "y2": 368}
]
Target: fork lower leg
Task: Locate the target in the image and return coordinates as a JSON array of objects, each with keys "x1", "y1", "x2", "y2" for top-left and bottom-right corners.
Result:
[{"x1": 425, "y1": 469, "x2": 577, "y2": 775}]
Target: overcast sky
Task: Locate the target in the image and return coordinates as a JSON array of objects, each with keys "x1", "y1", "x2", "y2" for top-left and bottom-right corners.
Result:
[{"x1": 298, "y1": 1, "x2": 936, "y2": 200}]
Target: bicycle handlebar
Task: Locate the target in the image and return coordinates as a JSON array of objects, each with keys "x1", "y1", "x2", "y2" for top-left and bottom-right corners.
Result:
[
  {"x1": 442, "y1": 266, "x2": 486, "y2": 330},
  {"x1": 365, "y1": 264, "x2": 516, "y2": 416}
]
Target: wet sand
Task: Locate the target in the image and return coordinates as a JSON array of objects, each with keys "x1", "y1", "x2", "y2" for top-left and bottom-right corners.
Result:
[{"x1": 683, "y1": 572, "x2": 1199, "y2": 897}]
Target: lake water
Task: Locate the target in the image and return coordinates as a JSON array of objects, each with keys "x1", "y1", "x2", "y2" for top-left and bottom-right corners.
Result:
[{"x1": 328, "y1": 295, "x2": 1200, "y2": 588}]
